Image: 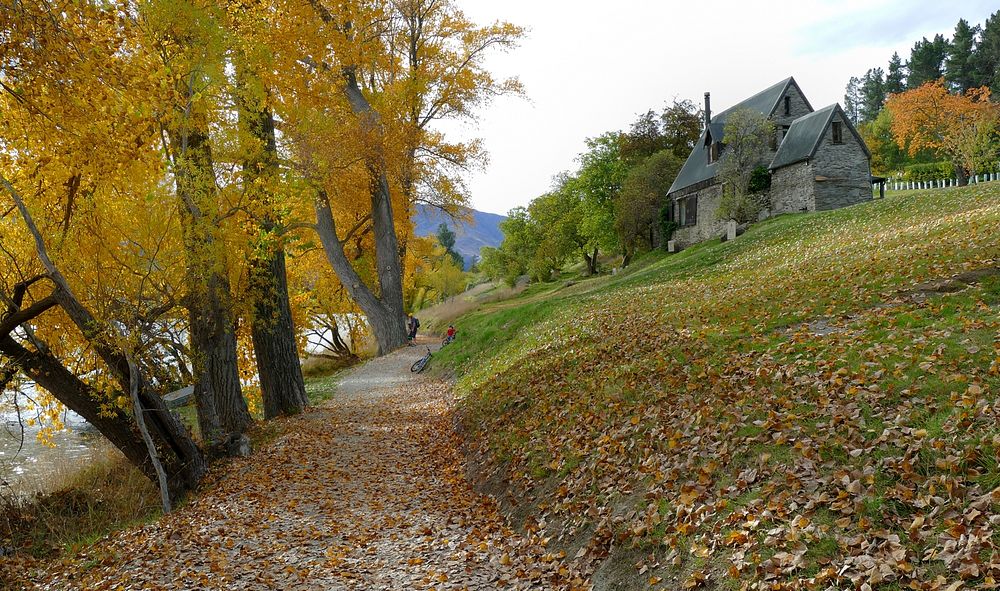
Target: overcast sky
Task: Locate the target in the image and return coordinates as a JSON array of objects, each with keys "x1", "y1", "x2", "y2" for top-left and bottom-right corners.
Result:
[{"x1": 444, "y1": 0, "x2": 998, "y2": 215}]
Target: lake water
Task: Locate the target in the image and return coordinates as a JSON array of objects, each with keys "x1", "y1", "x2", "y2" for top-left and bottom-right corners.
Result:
[{"x1": 0, "y1": 407, "x2": 105, "y2": 495}]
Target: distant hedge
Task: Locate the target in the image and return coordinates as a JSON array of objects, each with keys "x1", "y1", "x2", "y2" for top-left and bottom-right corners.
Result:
[{"x1": 903, "y1": 161, "x2": 953, "y2": 182}]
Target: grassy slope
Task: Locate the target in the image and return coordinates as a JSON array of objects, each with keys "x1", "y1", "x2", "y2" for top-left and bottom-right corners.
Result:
[{"x1": 435, "y1": 186, "x2": 1000, "y2": 590}]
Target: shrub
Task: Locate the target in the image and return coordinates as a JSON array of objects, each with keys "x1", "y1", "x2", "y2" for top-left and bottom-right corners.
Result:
[
  {"x1": 658, "y1": 205, "x2": 678, "y2": 247},
  {"x1": 903, "y1": 161, "x2": 954, "y2": 182},
  {"x1": 748, "y1": 165, "x2": 772, "y2": 194}
]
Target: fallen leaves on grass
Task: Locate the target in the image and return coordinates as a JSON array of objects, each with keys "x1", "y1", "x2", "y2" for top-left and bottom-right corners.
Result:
[{"x1": 458, "y1": 188, "x2": 1000, "y2": 589}]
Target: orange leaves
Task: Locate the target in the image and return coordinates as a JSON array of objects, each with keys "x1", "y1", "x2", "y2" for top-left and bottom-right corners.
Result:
[{"x1": 884, "y1": 79, "x2": 1000, "y2": 174}]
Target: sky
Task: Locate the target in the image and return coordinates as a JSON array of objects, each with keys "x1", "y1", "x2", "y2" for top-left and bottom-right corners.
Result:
[{"x1": 444, "y1": 0, "x2": 999, "y2": 215}]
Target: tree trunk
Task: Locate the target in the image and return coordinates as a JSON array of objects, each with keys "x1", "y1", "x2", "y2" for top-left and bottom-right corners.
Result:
[
  {"x1": 168, "y1": 125, "x2": 252, "y2": 449},
  {"x1": 239, "y1": 91, "x2": 308, "y2": 419},
  {"x1": 956, "y1": 164, "x2": 969, "y2": 186},
  {"x1": 314, "y1": 190, "x2": 408, "y2": 355},
  {"x1": 343, "y1": 68, "x2": 408, "y2": 345},
  {"x1": 0, "y1": 336, "x2": 206, "y2": 499},
  {"x1": 1, "y1": 175, "x2": 206, "y2": 498},
  {"x1": 583, "y1": 247, "x2": 599, "y2": 275},
  {"x1": 250, "y1": 246, "x2": 308, "y2": 418}
]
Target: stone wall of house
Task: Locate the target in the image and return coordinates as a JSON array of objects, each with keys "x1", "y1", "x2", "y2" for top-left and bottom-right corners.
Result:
[
  {"x1": 771, "y1": 83, "x2": 813, "y2": 127},
  {"x1": 812, "y1": 113, "x2": 872, "y2": 211},
  {"x1": 770, "y1": 161, "x2": 815, "y2": 214},
  {"x1": 672, "y1": 184, "x2": 726, "y2": 247}
]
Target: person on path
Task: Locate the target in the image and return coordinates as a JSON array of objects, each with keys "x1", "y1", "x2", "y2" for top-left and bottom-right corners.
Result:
[
  {"x1": 408, "y1": 315, "x2": 420, "y2": 344},
  {"x1": 445, "y1": 325, "x2": 456, "y2": 344}
]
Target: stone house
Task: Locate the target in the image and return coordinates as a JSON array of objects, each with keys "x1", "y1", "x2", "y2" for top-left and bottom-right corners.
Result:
[{"x1": 666, "y1": 77, "x2": 872, "y2": 247}]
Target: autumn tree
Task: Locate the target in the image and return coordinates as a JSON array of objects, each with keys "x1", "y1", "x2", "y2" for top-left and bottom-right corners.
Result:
[
  {"x1": 0, "y1": 2, "x2": 207, "y2": 499},
  {"x1": 146, "y1": 0, "x2": 253, "y2": 449},
  {"x1": 380, "y1": 0, "x2": 524, "y2": 258},
  {"x1": 225, "y1": 3, "x2": 310, "y2": 419},
  {"x1": 716, "y1": 108, "x2": 775, "y2": 224},
  {"x1": 859, "y1": 109, "x2": 909, "y2": 176},
  {"x1": 885, "y1": 79, "x2": 1000, "y2": 185}
]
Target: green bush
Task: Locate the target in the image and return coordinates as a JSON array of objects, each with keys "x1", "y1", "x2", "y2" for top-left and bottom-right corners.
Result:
[
  {"x1": 903, "y1": 161, "x2": 954, "y2": 182},
  {"x1": 748, "y1": 165, "x2": 772, "y2": 194},
  {"x1": 659, "y1": 205, "x2": 678, "y2": 247}
]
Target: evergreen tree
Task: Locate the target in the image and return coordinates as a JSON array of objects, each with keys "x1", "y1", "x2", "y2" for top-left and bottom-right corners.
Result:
[
  {"x1": 859, "y1": 68, "x2": 886, "y2": 123},
  {"x1": 886, "y1": 52, "x2": 906, "y2": 95},
  {"x1": 975, "y1": 11, "x2": 1000, "y2": 92},
  {"x1": 908, "y1": 34, "x2": 950, "y2": 88},
  {"x1": 436, "y1": 222, "x2": 464, "y2": 268},
  {"x1": 844, "y1": 76, "x2": 862, "y2": 124},
  {"x1": 945, "y1": 18, "x2": 981, "y2": 93}
]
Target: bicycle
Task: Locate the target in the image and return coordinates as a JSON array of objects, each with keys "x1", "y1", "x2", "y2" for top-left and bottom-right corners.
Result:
[{"x1": 411, "y1": 347, "x2": 432, "y2": 373}]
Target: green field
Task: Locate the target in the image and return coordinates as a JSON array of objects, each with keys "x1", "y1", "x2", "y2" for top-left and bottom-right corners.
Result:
[{"x1": 436, "y1": 185, "x2": 1000, "y2": 589}]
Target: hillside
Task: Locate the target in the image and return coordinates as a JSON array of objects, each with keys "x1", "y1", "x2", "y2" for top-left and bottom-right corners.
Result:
[
  {"x1": 437, "y1": 185, "x2": 1000, "y2": 590},
  {"x1": 413, "y1": 204, "x2": 506, "y2": 269}
]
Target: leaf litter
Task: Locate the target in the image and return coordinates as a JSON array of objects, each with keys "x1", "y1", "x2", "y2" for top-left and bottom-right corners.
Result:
[{"x1": 29, "y1": 345, "x2": 588, "y2": 590}]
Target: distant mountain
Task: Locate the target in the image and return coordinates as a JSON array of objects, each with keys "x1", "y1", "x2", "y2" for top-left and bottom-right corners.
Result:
[{"x1": 413, "y1": 205, "x2": 506, "y2": 269}]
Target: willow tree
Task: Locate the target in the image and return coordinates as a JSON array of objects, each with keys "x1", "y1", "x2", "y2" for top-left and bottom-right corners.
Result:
[
  {"x1": 226, "y1": 4, "x2": 309, "y2": 419},
  {"x1": 142, "y1": 0, "x2": 252, "y2": 447},
  {"x1": 380, "y1": 0, "x2": 524, "y2": 259},
  {"x1": 0, "y1": 2, "x2": 206, "y2": 498}
]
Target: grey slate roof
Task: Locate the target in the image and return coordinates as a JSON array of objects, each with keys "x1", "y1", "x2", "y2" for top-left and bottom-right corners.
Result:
[
  {"x1": 770, "y1": 103, "x2": 871, "y2": 170},
  {"x1": 668, "y1": 77, "x2": 799, "y2": 196},
  {"x1": 770, "y1": 105, "x2": 838, "y2": 170}
]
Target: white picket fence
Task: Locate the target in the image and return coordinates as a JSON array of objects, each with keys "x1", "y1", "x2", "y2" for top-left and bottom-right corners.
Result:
[{"x1": 889, "y1": 172, "x2": 1000, "y2": 191}]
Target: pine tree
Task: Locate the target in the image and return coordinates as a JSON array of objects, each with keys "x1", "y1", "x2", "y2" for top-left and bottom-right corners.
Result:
[
  {"x1": 886, "y1": 52, "x2": 906, "y2": 95},
  {"x1": 860, "y1": 68, "x2": 886, "y2": 123},
  {"x1": 908, "y1": 34, "x2": 950, "y2": 88},
  {"x1": 844, "y1": 76, "x2": 862, "y2": 124},
  {"x1": 945, "y1": 18, "x2": 980, "y2": 93},
  {"x1": 975, "y1": 11, "x2": 1000, "y2": 92}
]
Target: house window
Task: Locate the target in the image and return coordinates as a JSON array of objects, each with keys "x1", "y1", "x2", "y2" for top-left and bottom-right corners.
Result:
[
  {"x1": 784, "y1": 96, "x2": 791, "y2": 116},
  {"x1": 677, "y1": 196, "x2": 698, "y2": 227},
  {"x1": 832, "y1": 121, "x2": 843, "y2": 144}
]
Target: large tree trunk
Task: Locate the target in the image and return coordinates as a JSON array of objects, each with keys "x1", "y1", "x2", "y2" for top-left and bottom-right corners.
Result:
[
  {"x1": 342, "y1": 68, "x2": 408, "y2": 349},
  {"x1": 239, "y1": 92, "x2": 308, "y2": 419},
  {"x1": 168, "y1": 125, "x2": 252, "y2": 450},
  {"x1": 1, "y1": 176, "x2": 206, "y2": 498},
  {"x1": 314, "y1": 189, "x2": 408, "y2": 355},
  {"x1": 956, "y1": 164, "x2": 970, "y2": 186},
  {"x1": 0, "y1": 336, "x2": 206, "y2": 499}
]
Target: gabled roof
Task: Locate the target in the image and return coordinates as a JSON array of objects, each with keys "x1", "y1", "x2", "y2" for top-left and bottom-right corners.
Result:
[
  {"x1": 769, "y1": 103, "x2": 872, "y2": 170},
  {"x1": 668, "y1": 77, "x2": 805, "y2": 196}
]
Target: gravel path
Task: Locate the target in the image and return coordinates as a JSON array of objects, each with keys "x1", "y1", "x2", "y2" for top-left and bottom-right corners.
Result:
[{"x1": 30, "y1": 339, "x2": 586, "y2": 590}]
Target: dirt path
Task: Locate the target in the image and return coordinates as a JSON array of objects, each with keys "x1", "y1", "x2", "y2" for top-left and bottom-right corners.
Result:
[{"x1": 31, "y1": 339, "x2": 585, "y2": 590}]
